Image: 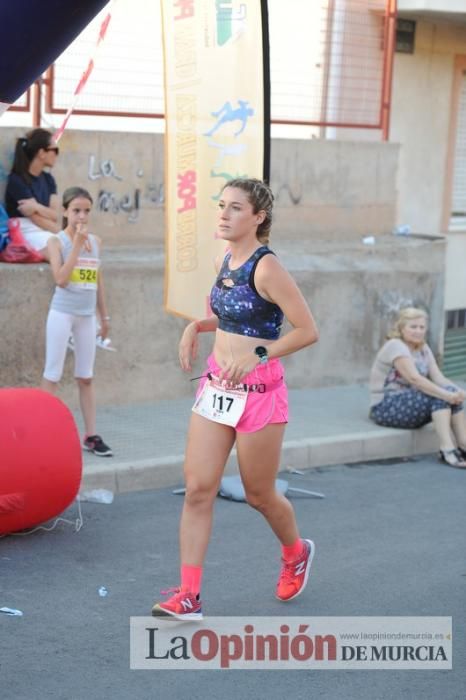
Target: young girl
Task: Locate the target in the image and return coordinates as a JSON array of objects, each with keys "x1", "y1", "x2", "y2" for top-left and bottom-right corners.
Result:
[
  {"x1": 41, "y1": 187, "x2": 113, "y2": 457},
  {"x1": 152, "y1": 178, "x2": 319, "y2": 620},
  {"x1": 5, "y1": 128, "x2": 60, "y2": 259}
]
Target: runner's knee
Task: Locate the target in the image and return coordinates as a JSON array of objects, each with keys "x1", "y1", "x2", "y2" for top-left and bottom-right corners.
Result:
[
  {"x1": 244, "y1": 488, "x2": 276, "y2": 513},
  {"x1": 184, "y1": 478, "x2": 218, "y2": 508}
]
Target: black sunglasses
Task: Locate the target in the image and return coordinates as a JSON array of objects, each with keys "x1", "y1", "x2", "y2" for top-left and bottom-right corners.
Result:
[{"x1": 46, "y1": 146, "x2": 59, "y2": 155}]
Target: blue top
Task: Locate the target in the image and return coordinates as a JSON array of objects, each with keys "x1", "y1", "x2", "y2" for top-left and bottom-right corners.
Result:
[
  {"x1": 5, "y1": 171, "x2": 57, "y2": 217},
  {"x1": 210, "y1": 246, "x2": 284, "y2": 340}
]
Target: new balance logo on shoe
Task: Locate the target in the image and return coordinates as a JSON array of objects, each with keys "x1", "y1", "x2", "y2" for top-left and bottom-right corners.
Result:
[
  {"x1": 276, "y1": 539, "x2": 315, "y2": 602},
  {"x1": 152, "y1": 588, "x2": 203, "y2": 621},
  {"x1": 295, "y1": 561, "x2": 306, "y2": 576}
]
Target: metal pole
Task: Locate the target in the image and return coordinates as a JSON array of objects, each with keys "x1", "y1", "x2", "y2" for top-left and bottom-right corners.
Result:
[
  {"x1": 32, "y1": 77, "x2": 42, "y2": 127},
  {"x1": 382, "y1": 0, "x2": 397, "y2": 141}
]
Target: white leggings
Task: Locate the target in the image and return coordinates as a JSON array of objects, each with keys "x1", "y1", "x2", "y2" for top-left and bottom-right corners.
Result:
[{"x1": 43, "y1": 309, "x2": 96, "y2": 382}]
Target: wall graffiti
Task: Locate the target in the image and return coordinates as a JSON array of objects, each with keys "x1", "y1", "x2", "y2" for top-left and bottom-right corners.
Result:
[
  {"x1": 97, "y1": 189, "x2": 141, "y2": 223},
  {"x1": 377, "y1": 291, "x2": 416, "y2": 317},
  {"x1": 274, "y1": 166, "x2": 356, "y2": 207},
  {"x1": 145, "y1": 182, "x2": 164, "y2": 205},
  {"x1": 275, "y1": 183, "x2": 303, "y2": 206},
  {"x1": 88, "y1": 154, "x2": 164, "y2": 223},
  {"x1": 88, "y1": 155, "x2": 123, "y2": 181}
]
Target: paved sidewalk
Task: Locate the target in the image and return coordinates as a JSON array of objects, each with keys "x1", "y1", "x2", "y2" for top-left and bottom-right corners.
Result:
[{"x1": 76, "y1": 382, "x2": 455, "y2": 493}]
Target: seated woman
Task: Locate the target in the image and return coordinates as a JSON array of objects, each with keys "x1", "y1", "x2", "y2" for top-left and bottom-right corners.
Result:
[
  {"x1": 5, "y1": 128, "x2": 60, "y2": 259},
  {"x1": 369, "y1": 307, "x2": 466, "y2": 469}
]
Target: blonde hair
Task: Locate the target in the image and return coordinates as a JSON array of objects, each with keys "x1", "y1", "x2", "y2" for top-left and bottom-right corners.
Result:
[{"x1": 387, "y1": 307, "x2": 428, "y2": 347}]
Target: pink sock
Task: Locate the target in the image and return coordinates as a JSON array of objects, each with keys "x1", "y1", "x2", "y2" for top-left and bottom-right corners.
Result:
[
  {"x1": 180, "y1": 564, "x2": 203, "y2": 596},
  {"x1": 282, "y1": 538, "x2": 304, "y2": 562}
]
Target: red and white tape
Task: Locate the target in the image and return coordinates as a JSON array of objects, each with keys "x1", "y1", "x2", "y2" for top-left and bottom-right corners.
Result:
[{"x1": 54, "y1": 0, "x2": 115, "y2": 142}]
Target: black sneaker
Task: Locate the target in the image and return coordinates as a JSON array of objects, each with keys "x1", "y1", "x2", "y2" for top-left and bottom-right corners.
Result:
[{"x1": 83, "y1": 435, "x2": 113, "y2": 457}]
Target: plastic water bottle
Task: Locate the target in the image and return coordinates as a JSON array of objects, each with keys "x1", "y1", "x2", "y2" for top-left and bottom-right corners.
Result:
[
  {"x1": 79, "y1": 489, "x2": 114, "y2": 504},
  {"x1": 392, "y1": 224, "x2": 411, "y2": 236},
  {"x1": 8, "y1": 218, "x2": 23, "y2": 245},
  {"x1": 96, "y1": 336, "x2": 117, "y2": 352}
]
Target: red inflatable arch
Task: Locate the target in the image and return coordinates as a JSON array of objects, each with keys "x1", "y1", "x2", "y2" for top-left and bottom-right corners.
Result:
[{"x1": 0, "y1": 388, "x2": 82, "y2": 535}]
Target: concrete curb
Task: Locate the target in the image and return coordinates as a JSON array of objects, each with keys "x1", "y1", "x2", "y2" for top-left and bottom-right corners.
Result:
[{"x1": 80, "y1": 424, "x2": 439, "y2": 494}]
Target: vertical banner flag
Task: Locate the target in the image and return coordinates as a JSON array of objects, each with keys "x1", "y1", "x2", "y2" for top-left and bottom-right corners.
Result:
[{"x1": 161, "y1": 0, "x2": 270, "y2": 319}]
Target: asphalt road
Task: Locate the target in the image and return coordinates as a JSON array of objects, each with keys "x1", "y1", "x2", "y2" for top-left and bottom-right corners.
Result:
[{"x1": 1, "y1": 456, "x2": 465, "y2": 700}]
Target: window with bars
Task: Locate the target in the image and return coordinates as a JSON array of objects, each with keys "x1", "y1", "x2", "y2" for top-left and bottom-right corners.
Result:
[
  {"x1": 443, "y1": 308, "x2": 466, "y2": 377},
  {"x1": 4, "y1": 0, "x2": 394, "y2": 132}
]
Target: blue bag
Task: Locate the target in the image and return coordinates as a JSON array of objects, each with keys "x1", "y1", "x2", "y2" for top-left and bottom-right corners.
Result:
[{"x1": 0, "y1": 204, "x2": 9, "y2": 251}]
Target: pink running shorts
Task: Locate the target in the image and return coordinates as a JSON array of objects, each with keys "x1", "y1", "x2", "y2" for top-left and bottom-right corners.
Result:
[{"x1": 195, "y1": 353, "x2": 288, "y2": 433}]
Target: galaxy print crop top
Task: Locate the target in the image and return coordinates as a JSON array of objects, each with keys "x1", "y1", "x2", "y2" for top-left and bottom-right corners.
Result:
[{"x1": 210, "y1": 246, "x2": 284, "y2": 340}]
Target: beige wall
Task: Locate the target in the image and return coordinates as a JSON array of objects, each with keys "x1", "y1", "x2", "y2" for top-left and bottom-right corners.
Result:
[
  {"x1": 399, "y1": 1, "x2": 466, "y2": 13},
  {"x1": 270, "y1": 139, "x2": 398, "y2": 240},
  {"x1": 0, "y1": 128, "x2": 398, "y2": 245},
  {"x1": 391, "y1": 20, "x2": 466, "y2": 310},
  {"x1": 390, "y1": 20, "x2": 466, "y2": 236},
  {"x1": 326, "y1": 18, "x2": 466, "y2": 311},
  {"x1": 0, "y1": 128, "x2": 165, "y2": 247},
  {"x1": 0, "y1": 128, "x2": 447, "y2": 404},
  {"x1": 0, "y1": 236, "x2": 446, "y2": 408},
  {"x1": 327, "y1": 19, "x2": 466, "y2": 237}
]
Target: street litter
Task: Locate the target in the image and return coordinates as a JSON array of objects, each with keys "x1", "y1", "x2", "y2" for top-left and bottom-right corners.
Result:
[
  {"x1": 79, "y1": 489, "x2": 114, "y2": 504},
  {"x1": 219, "y1": 476, "x2": 325, "y2": 501},
  {"x1": 0, "y1": 607, "x2": 23, "y2": 616},
  {"x1": 98, "y1": 586, "x2": 108, "y2": 597},
  {"x1": 286, "y1": 467, "x2": 305, "y2": 475},
  {"x1": 173, "y1": 476, "x2": 325, "y2": 502},
  {"x1": 362, "y1": 236, "x2": 375, "y2": 245},
  {"x1": 392, "y1": 224, "x2": 411, "y2": 236}
]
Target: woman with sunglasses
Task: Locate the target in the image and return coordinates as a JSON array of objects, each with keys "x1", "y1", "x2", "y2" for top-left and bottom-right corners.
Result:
[{"x1": 5, "y1": 128, "x2": 60, "y2": 259}]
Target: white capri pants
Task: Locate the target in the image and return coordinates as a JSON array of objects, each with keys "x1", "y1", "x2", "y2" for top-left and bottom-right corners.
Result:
[{"x1": 43, "y1": 309, "x2": 96, "y2": 382}]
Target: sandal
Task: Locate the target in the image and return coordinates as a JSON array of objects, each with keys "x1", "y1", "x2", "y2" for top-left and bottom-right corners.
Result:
[{"x1": 438, "y1": 449, "x2": 466, "y2": 469}]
